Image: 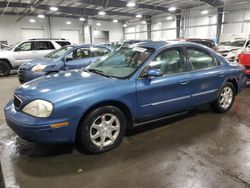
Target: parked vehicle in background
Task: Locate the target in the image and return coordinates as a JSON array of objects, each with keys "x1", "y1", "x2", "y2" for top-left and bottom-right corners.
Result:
[
  {"x1": 238, "y1": 51, "x2": 250, "y2": 79},
  {"x1": 0, "y1": 38, "x2": 71, "y2": 76},
  {"x1": 111, "y1": 40, "x2": 152, "y2": 50},
  {"x1": 178, "y1": 38, "x2": 218, "y2": 51},
  {"x1": 5, "y1": 41, "x2": 246, "y2": 153},
  {"x1": 218, "y1": 39, "x2": 250, "y2": 61},
  {"x1": 18, "y1": 44, "x2": 113, "y2": 83}
]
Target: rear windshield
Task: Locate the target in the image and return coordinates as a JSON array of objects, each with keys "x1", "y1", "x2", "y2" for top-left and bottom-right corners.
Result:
[{"x1": 56, "y1": 41, "x2": 71, "y2": 46}]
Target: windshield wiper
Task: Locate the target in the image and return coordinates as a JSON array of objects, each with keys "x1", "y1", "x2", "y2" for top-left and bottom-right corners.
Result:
[{"x1": 87, "y1": 69, "x2": 113, "y2": 78}]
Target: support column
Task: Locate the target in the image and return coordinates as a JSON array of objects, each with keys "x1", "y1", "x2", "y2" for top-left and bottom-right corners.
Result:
[
  {"x1": 48, "y1": 16, "x2": 52, "y2": 38},
  {"x1": 147, "y1": 17, "x2": 152, "y2": 40},
  {"x1": 176, "y1": 14, "x2": 181, "y2": 39},
  {"x1": 216, "y1": 7, "x2": 224, "y2": 42}
]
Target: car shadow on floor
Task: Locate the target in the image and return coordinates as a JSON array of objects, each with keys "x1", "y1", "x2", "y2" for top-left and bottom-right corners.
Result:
[{"x1": 11, "y1": 105, "x2": 236, "y2": 178}]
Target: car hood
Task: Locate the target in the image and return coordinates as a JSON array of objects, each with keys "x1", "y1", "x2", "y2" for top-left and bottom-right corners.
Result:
[
  {"x1": 15, "y1": 70, "x2": 119, "y2": 102},
  {"x1": 0, "y1": 50, "x2": 12, "y2": 56},
  {"x1": 218, "y1": 46, "x2": 241, "y2": 52},
  {"x1": 19, "y1": 58, "x2": 59, "y2": 70}
]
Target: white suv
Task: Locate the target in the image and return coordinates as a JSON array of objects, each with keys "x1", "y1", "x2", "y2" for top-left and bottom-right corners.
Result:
[{"x1": 0, "y1": 38, "x2": 71, "y2": 76}]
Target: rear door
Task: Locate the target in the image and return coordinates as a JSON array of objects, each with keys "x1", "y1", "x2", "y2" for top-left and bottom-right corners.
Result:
[
  {"x1": 64, "y1": 47, "x2": 93, "y2": 70},
  {"x1": 186, "y1": 47, "x2": 225, "y2": 106},
  {"x1": 36, "y1": 41, "x2": 56, "y2": 58},
  {"x1": 136, "y1": 47, "x2": 192, "y2": 121}
]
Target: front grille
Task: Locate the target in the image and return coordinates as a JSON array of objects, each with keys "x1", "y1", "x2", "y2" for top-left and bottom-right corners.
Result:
[{"x1": 13, "y1": 95, "x2": 22, "y2": 109}]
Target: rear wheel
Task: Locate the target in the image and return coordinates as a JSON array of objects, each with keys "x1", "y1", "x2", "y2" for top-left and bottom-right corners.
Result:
[
  {"x1": 0, "y1": 61, "x2": 11, "y2": 76},
  {"x1": 211, "y1": 82, "x2": 235, "y2": 113},
  {"x1": 77, "y1": 106, "x2": 126, "y2": 153}
]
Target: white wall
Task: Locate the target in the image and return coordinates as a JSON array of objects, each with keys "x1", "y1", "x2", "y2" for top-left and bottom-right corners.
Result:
[
  {"x1": 124, "y1": 21, "x2": 147, "y2": 40},
  {"x1": 222, "y1": 7, "x2": 250, "y2": 41},
  {"x1": 92, "y1": 20, "x2": 123, "y2": 42},
  {"x1": 0, "y1": 15, "x2": 123, "y2": 46}
]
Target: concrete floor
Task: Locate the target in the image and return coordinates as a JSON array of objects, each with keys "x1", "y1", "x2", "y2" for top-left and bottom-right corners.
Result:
[{"x1": 1, "y1": 75, "x2": 250, "y2": 188}]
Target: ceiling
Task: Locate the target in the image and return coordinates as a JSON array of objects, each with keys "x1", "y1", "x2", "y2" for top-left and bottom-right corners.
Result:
[{"x1": 0, "y1": 0, "x2": 248, "y2": 22}]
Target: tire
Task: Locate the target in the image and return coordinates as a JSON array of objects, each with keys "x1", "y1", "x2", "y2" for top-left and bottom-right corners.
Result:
[
  {"x1": 211, "y1": 82, "x2": 236, "y2": 113},
  {"x1": 77, "y1": 106, "x2": 126, "y2": 153},
  {"x1": 0, "y1": 61, "x2": 11, "y2": 76}
]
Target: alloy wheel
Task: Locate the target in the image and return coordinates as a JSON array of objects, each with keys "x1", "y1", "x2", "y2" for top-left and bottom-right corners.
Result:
[
  {"x1": 90, "y1": 113, "x2": 120, "y2": 148},
  {"x1": 219, "y1": 86, "x2": 233, "y2": 110}
]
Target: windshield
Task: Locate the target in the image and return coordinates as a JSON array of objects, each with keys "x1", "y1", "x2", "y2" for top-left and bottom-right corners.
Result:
[
  {"x1": 220, "y1": 40, "x2": 246, "y2": 47},
  {"x1": 87, "y1": 46, "x2": 154, "y2": 79},
  {"x1": 46, "y1": 46, "x2": 73, "y2": 59}
]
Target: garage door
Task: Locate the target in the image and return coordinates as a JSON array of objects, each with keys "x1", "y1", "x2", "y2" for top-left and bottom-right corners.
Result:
[
  {"x1": 21, "y1": 28, "x2": 45, "y2": 41},
  {"x1": 61, "y1": 30, "x2": 80, "y2": 44}
]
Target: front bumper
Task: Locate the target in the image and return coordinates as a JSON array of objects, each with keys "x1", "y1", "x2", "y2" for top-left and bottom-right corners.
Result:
[
  {"x1": 18, "y1": 69, "x2": 46, "y2": 84},
  {"x1": 4, "y1": 101, "x2": 76, "y2": 143}
]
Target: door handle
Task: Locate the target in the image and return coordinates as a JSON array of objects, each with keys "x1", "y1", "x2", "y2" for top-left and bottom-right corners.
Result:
[
  {"x1": 219, "y1": 72, "x2": 225, "y2": 77},
  {"x1": 179, "y1": 80, "x2": 190, "y2": 85}
]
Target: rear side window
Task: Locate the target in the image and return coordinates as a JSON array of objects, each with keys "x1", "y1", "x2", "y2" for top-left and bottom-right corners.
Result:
[
  {"x1": 92, "y1": 47, "x2": 110, "y2": 57},
  {"x1": 146, "y1": 48, "x2": 186, "y2": 75},
  {"x1": 56, "y1": 41, "x2": 71, "y2": 47},
  {"x1": 37, "y1": 41, "x2": 55, "y2": 50},
  {"x1": 188, "y1": 48, "x2": 219, "y2": 70}
]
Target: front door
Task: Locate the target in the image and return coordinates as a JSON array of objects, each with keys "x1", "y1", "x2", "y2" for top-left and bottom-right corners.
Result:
[
  {"x1": 12, "y1": 41, "x2": 37, "y2": 66},
  {"x1": 136, "y1": 47, "x2": 191, "y2": 122}
]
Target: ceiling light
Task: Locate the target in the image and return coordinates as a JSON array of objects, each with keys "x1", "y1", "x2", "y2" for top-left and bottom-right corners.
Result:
[
  {"x1": 168, "y1": 7, "x2": 176, "y2": 12},
  {"x1": 136, "y1": 14, "x2": 142, "y2": 18},
  {"x1": 123, "y1": 24, "x2": 127, "y2": 27},
  {"x1": 66, "y1": 21, "x2": 71, "y2": 25},
  {"x1": 38, "y1": 14, "x2": 45, "y2": 18},
  {"x1": 98, "y1": 11, "x2": 106, "y2": 16},
  {"x1": 79, "y1": 17, "x2": 85, "y2": 21},
  {"x1": 127, "y1": 2, "x2": 136, "y2": 7},
  {"x1": 201, "y1": 10, "x2": 208, "y2": 15},
  {"x1": 96, "y1": 22, "x2": 101, "y2": 26},
  {"x1": 113, "y1": 19, "x2": 118, "y2": 23},
  {"x1": 141, "y1": 20, "x2": 146, "y2": 24},
  {"x1": 166, "y1": 16, "x2": 173, "y2": 20},
  {"x1": 50, "y1": 7, "x2": 58, "y2": 11},
  {"x1": 29, "y1": 19, "x2": 36, "y2": 23}
]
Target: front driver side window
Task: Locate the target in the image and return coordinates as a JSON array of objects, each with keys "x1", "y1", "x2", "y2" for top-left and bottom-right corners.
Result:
[
  {"x1": 15, "y1": 42, "x2": 35, "y2": 52},
  {"x1": 145, "y1": 49, "x2": 186, "y2": 75}
]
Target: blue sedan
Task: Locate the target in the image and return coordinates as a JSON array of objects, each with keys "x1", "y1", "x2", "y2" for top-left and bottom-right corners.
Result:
[
  {"x1": 5, "y1": 41, "x2": 246, "y2": 153},
  {"x1": 18, "y1": 44, "x2": 113, "y2": 83}
]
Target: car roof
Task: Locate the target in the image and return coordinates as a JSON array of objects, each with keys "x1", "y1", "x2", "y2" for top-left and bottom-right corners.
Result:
[
  {"x1": 67, "y1": 43, "x2": 114, "y2": 50},
  {"x1": 134, "y1": 41, "x2": 212, "y2": 51}
]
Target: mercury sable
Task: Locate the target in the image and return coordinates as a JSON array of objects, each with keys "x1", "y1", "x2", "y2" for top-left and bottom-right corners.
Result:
[{"x1": 4, "y1": 41, "x2": 247, "y2": 153}]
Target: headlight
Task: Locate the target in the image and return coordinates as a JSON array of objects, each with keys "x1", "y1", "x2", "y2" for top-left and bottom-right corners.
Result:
[
  {"x1": 22, "y1": 100, "x2": 53, "y2": 118},
  {"x1": 31, "y1": 65, "x2": 47, "y2": 72}
]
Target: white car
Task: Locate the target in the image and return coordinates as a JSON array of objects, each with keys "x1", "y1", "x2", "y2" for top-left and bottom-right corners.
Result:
[
  {"x1": 218, "y1": 39, "x2": 250, "y2": 61},
  {"x1": 0, "y1": 38, "x2": 71, "y2": 76}
]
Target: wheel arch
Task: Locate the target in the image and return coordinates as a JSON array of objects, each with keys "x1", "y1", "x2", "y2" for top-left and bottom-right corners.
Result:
[
  {"x1": 226, "y1": 78, "x2": 238, "y2": 95},
  {"x1": 76, "y1": 100, "x2": 134, "y2": 140},
  {"x1": 0, "y1": 58, "x2": 12, "y2": 68}
]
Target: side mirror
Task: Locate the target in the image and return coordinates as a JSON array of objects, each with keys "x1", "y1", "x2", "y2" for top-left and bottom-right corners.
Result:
[
  {"x1": 64, "y1": 56, "x2": 74, "y2": 62},
  {"x1": 142, "y1": 68, "x2": 163, "y2": 78}
]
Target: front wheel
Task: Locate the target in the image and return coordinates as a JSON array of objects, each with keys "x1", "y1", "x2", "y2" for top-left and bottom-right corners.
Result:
[
  {"x1": 77, "y1": 106, "x2": 126, "y2": 153},
  {"x1": 0, "y1": 61, "x2": 11, "y2": 76},
  {"x1": 211, "y1": 82, "x2": 236, "y2": 113}
]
